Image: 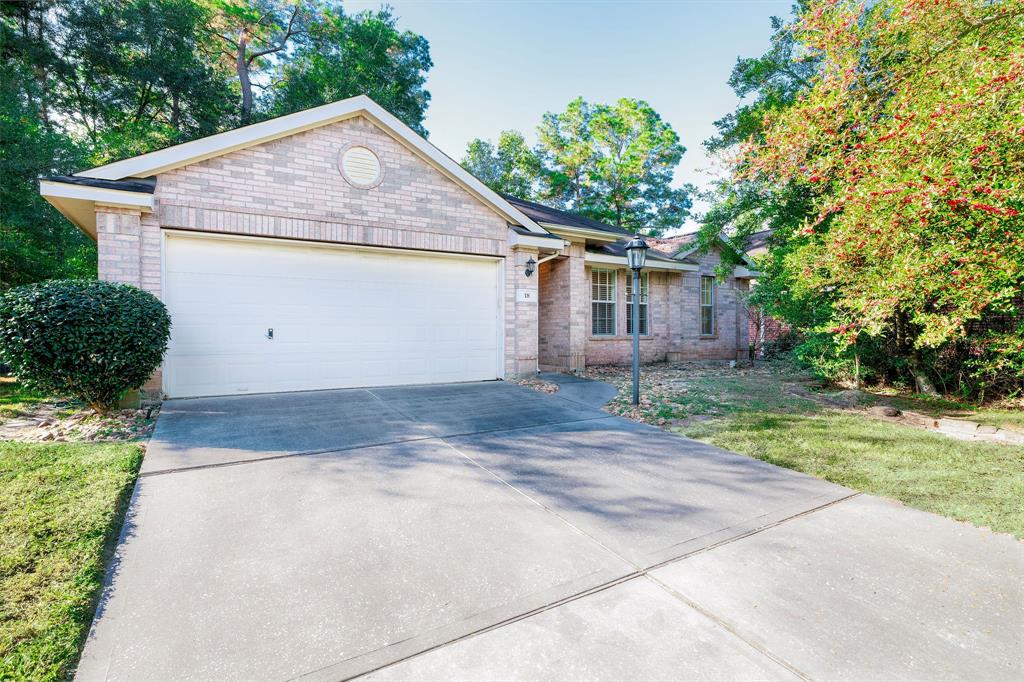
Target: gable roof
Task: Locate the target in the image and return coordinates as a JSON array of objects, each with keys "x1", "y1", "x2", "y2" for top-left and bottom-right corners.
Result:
[
  {"x1": 53, "y1": 94, "x2": 546, "y2": 234},
  {"x1": 744, "y1": 228, "x2": 773, "y2": 256},
  {"x1": 655, "y1": 231, "x2": 759, "y2": 269},
  {"x1": 502, "y1": 195, "x2": 633, "y2": 237},
  {"x1": 646, "y1": 234, "x2": 697, "y2": 255}
]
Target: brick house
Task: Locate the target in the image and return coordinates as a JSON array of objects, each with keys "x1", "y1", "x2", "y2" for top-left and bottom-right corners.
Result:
[{"x1": 40, "y1": 96, "x2": 757, "y2": 398}]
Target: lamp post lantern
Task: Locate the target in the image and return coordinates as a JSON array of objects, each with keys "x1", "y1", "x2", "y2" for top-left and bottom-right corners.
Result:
[{"x1": 625, "y1": 236, "x2": 649, "y2": 406}]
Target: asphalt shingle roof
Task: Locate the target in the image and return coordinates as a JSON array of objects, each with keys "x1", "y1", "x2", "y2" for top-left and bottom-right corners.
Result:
[{"x1": 502, "y1": 195, "x2": 633, "y2": 237}]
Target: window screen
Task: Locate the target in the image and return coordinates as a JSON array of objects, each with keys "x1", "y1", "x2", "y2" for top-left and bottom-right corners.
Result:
[
  {"x1": 700, "y1": 276, "x2": 715, "y2": 336},
  {"x1": 591, "y1": 269, "x2": 616, "y2": 336}
]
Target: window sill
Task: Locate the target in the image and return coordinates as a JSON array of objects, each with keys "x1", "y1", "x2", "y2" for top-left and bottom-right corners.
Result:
[
  {"x1": 699, "y1": 334, "x2": 719, "y2": 340},
  {"x1": 590, "y1": 335, "x2": 654, "y2": 341}
]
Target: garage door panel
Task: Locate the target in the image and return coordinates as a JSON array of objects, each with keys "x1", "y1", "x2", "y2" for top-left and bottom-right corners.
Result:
[{"x1": 163, "y1": 236, "x2": 501, "y2": 397}]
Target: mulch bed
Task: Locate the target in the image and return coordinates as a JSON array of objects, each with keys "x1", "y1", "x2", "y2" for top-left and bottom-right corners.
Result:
[{"x1": 0, "y1": 401, "x2": 160, "y2": 443}]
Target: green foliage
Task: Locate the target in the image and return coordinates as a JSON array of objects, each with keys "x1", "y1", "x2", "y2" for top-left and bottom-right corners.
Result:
[
  {"x1": 0, "y1": 440, "x2": 143, "y2": 681},
  {"x1": 0, "y1": 6, "x2": 95, "y2": 288},
  {"x1": 56, "y1": 0, "x2": 237, "y2": 161},
  {"x1": 463, "y1": 97, "x2": 694, "y2": 235},
  {"x1": 704, "y1": 0, "x2": 1024, "y2": 399},
  {"x1": 0, "y1": 281, "x2": 171, "y2": 412},
  {"x1": 205, "y1": 0, "x2": 319, "y2": 123},
  {"x1": 538, "y1": 97, "x2": 693, "y2": 235},
  {"x1": 269, "y1": 6, "x2": 432, "y2": 134},
  {"x1": 462, "y1": 131, "x2": 542, "y2": 200},
  {"x1": 705, "y1": 5, "x2": 817, "y2": 153}
]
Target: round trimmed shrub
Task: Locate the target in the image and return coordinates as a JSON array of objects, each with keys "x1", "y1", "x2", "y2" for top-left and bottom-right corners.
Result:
[{"x1": 0, "y1": 280, "x2": 171, "y2": 412}]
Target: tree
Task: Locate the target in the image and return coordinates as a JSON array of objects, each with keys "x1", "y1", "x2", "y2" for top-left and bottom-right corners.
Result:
[
  {"x1": 267, "y1": 5, "x2": 432, "y2": 133},
  {"x1": 54, "y1": 0, "x2": 236, "y2": 162},
  {"x1": 206, "y1": 0, "x2": 317, "y2": 123},
  {"x1": 699, "y1": 5, "x2": 818, "y2": 255},
  {"x1": 462, "y1": 98, "x2": 694, "y2": 234},
  {"x1": 710, "y1": 0, "x2": 1024, "y2": 398},
  {"x1": 461, "y1": 130, "x2": 542, "y2": 199},
  {"x1": 1, "y1": 1, "x2": 94, "y2": 287},
  {"x1": 538, "y1": 97, "x2": 693, "y2": 235}
]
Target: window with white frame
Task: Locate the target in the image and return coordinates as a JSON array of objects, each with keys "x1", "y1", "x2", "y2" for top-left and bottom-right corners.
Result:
[
  {"x1": 626, "y1": 271, "x2": 649, "y2": 335},
  {"x1": 700, "y1": 275, "x2": 715, "y2": 336},
  {"x1": 591, "y1": 269, "x2": 616, "y2": 336}
]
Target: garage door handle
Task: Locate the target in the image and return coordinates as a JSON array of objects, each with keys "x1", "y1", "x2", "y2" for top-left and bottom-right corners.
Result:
[{"x1": 266, "y1": 328, "x2": 274, "y2": 340}]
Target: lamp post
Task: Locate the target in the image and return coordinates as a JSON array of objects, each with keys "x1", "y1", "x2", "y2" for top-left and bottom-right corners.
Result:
[{"x1": 625, "y1": 236, "x2": 649, "y2": 406}]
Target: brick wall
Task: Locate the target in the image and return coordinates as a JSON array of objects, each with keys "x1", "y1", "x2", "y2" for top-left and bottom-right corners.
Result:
[
  {"x1": 584, "y1": 267, "x2": 678, "y2": 365},
  {"x1": 668, "y1": 249, "x2": 750, "y2": 362},
  {"x1": 155, "y1": 116, "x2": 507, "y2": 257},
  {"x1": 535, "y1": 245, "x2": 752, "y2": 368}
]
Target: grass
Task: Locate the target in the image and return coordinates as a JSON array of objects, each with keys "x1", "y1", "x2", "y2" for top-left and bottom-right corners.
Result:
[
  {"x1": 0, "y1": 379, "x2": 48, "y2": 422},
  {"x1": 677, "y1": 411, "x2": 1024, "y2": 537},
  {"x1": 966, "y1": 409, "x2": 1024, "y2": 432},
  {"x1": 0, "y1": 441, "x2": 143, "y2": 681}
]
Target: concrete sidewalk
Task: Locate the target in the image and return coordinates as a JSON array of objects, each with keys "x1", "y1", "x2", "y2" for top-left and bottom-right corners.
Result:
[
  {"x1": 369, "y1": 494, "x2": 1023, "y2": 681},
  {"x1": 76, "y1": 381, "x2": 1024, "y2": 681}
]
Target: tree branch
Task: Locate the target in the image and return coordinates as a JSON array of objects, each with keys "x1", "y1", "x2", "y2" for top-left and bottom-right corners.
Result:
[{"x1": 246, "y1": 5, "x2": 305, "y2": 64}]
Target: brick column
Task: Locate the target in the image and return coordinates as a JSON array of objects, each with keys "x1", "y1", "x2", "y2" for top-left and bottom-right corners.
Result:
[
  {"x1": 666, "y1": 271, "x2": 685, "y2": 362},
  {"x1": 95, "y1": 204, "x2": 163, "y2": 396},
  {"x1": 563, "y1": 241, "x2": 588, "y2": 371},
  {"x1": 96, "y1": 205, "x2": 143, "y2": 285},
  {"x1": 506, "y1": 246, "x2": 539, "y2": 376}
]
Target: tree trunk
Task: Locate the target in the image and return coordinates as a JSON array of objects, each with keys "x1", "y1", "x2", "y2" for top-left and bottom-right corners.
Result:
[
  {"x1": 236, "y1": 28, "x2": 253, "y2": 123},
  {"x1": 171, "y1": 92, "x2": 181, "y2": 130}
]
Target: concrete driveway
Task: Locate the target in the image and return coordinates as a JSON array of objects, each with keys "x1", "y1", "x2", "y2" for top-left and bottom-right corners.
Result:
[{"x1": 78, "y1": 381, "x2": 1023, "y2": 681}]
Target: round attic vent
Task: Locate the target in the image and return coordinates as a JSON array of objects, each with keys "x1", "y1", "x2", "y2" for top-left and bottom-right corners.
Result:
[{"x1": 339, "y1": 144, "x2": 383, "y2": 188}]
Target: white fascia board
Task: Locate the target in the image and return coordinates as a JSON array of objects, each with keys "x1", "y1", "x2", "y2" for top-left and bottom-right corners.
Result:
[
  {"x1": 541, "y1": 223, "x2": 626, "y2": 243},
  {"x1": 75, "y1": 95, "x2": 547, "y2": 234},
  {"x1": 39, "y1": 180, "x2": 154, "y2": 210},
  {"x1": 584, "y1": 251, "x2": 697, "y2": 272},
  {"x1": 508, "y1": 229, "x2": 566, "y2": 251}
]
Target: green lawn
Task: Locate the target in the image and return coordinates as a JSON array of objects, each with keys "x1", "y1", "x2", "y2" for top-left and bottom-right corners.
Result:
[
  {"x1": 590, "y1": 362, "x2": 1024, "y2": 538},
  {"x1": 966, "y1": 409, "x2": 1024, "y2": 432},
  {"x1": 0, "y1": 441, "x2": 143, "y2": 681},
  {"x1": 677, "y1": 409, "x2": 1024, "y2": 538}
]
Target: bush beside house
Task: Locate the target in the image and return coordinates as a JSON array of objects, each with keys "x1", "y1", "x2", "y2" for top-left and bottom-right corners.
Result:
[{"x1": 0, "y1": 280, "x2": 171, "y2": 412}]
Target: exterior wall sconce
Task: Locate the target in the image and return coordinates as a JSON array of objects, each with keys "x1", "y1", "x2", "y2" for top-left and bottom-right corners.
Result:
[{"x1": 524, "y1": 257, "x2": 537, "y2": 277}]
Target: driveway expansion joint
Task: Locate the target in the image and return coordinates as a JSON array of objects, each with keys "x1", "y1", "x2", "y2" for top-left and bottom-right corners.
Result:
[
  {"x1": 338, "y1": 491, "x2": 863, "y2": 681},
  {"x1": 644, "y1": 573, "x2": 814, "y2": 682}
]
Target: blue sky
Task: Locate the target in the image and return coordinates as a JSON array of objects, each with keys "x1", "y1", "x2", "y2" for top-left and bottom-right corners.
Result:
[{"x1": 346, "y1": 0, "x2": 795, "y2": 231}]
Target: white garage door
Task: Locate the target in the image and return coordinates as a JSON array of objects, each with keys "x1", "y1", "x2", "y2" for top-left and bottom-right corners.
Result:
[{"x1": 163, "y1": 233, "x2": 502, "y2": 397}]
